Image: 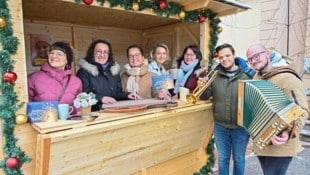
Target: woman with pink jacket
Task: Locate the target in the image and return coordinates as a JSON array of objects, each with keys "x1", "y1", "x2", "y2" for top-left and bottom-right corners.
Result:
[{"x1": 28, "y1": 41, "x2": 82, "y2": 112}]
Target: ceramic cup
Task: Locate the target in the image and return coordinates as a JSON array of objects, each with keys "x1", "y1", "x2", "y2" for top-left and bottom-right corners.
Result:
[
  {"x1": 58, "y1": 104, "x2": 74, "y2": 120},
  {"x1": 169, "y1": 69, "x2": 179, "y2": 80},
  {"x1": 179, "y1": 87, "x2": 189, "y2": 101}
]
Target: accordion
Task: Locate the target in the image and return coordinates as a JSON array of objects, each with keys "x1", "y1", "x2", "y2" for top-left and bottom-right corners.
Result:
[{"x1": 237, "y1": 80, "x2": 304, "y2": 149}]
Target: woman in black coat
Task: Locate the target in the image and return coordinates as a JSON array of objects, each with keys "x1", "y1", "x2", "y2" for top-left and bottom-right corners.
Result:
[{"x1": 77, "y1": 39, "x2": 138, "y2": 111}]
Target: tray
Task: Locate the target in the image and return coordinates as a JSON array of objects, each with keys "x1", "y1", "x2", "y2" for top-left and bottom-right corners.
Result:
[{"x1": 103, "y1": 105, "x2": 147, "y2": 113}]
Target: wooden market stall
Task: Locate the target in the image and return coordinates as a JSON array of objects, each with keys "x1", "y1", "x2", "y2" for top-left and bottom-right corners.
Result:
[{"x1": 0, "y1": 0, "x2": 249, "y2": 174}]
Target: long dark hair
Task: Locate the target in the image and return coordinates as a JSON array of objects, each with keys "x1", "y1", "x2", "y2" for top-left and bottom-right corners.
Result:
[
  {"x1": 85, "y1": 39, "x2": 115, "y2": 66},
  {"x1": 176, "y1": 44, "x2": 202, "y2": 68}
]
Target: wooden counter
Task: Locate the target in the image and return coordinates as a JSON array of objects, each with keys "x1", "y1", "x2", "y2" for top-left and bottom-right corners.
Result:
[{"x1": 32, "y1": 100, "x2": 214, "y2": 175}]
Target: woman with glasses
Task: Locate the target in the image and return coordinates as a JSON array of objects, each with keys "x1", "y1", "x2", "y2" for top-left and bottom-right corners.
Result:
[
  {"x1": 121, "y1": 44, "x2": 157, "y2": 99},
  {"x1": 77, "y1": 39, "x2": 139, "y2": 111},
  {"x1": 28, "y1": 41, "x2": 82, "y2": 112},
  {"x1": 172, "y1": 44, "x2": 208, "y2": 99}
]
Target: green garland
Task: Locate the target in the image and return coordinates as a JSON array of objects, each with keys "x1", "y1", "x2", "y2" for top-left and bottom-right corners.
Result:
[
  {"x1": 74, "y1": 1, "x2": 221, "y2": 174},
  {"x1": 0, "y1": 0, "x2": 31, "y2": 174}
]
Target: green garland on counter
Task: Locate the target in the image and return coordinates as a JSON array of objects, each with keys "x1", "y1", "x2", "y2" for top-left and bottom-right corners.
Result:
[{"x1": 0, "y1": 0, "x2": 31, "y2": 174}]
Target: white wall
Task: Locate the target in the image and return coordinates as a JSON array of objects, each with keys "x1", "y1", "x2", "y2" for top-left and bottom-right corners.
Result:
[{"x1": 217, "y1": 0, "x2": 261, "y2": 58}]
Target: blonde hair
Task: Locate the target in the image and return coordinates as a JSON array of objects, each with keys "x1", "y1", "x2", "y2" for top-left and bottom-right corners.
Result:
[{"x1": 149, "y1": 43, "x2": 170, "y2": 61}]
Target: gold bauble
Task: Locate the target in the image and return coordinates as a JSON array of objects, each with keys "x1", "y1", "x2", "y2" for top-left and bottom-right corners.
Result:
[
  {"x1": 0, "y1": 17, "x2": 7, "y2": 28},
  {"x1": 132, "y1": 2, "x2": 139, "y2": 11},
  {"x1": 15, "y1": 114, "x2": 28, "y2": 125},
  {"x1": 178, "y1": 11, "x2": 186, "y2": 19},
  {"x1": 217, "y1": 26, "x2": 223, "y2": 33}
]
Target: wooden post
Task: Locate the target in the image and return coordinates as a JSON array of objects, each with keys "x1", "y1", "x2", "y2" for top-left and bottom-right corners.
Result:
[{"x1": 200, "y1": 21, "x2": 210, "y2": 61}]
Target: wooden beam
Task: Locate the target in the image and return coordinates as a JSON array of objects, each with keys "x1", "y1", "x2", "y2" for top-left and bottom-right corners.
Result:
[
  {"x1": 183, "y1": 0, "x2": 211, "y2": 11},
  {"x1": 199, "y1": 22, "x2": 210, "y2": 61}
]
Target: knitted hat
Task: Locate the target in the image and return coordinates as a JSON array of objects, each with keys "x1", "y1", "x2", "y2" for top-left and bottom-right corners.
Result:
[{"x1": 50, "y1": 41, "x2": 73, "y2": 70}]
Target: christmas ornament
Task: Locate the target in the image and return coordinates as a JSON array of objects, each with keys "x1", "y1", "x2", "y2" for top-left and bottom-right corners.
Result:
[
  {"x1": 3, "y1": 71, "x2": 17, "y2": 83},
  {"x1": 132, "y1": 2, "x2": 139, "y2": 11},
  {"x1": 6, "y1": 157, "x2": 19, "y2": 169},
  {"x1": 0, "y1": 16, "x2": 7, "y2": 28},
  {"x1": 213, "y1": 52, "x2": 219, "y2": 58},
  {"x1": 158, "y1": 0, "x2": 167, "y2": 10},
  {"x1": 217, "y1": 26, "x2": 223, "y2": 33},
  {"x1": 198, "y1": 15, "x2": 206, "y2": 23},
  {"x1": 83, "y1": 0, "x2": 93, "y2": 5},
  {"x1": 15, "y1": 114, "x2": 28, "y2": 125},
  {"x1": 178, "y1": 11, "x2": 186, "y2": 19}
]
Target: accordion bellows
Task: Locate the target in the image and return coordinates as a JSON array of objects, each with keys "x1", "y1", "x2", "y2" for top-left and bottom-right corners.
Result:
[{"x1": 237, "y1": 80, "x2": 304, "y2": 149}]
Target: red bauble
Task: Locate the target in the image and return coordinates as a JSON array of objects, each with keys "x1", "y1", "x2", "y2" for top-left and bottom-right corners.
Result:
[
  {"x1": 83, "y1": 0, "x2": 93, "y2": 5},
  {"x1": 213, "y1": 52, "x2": 219, "y2": 58},
  {"x1": 6, "y1": 157, "x2": 19, "y2": 169},
  {"x1": 199, "y1": 16, "x2": 206, "y2": 23},
  {"x1": 3, "y1": 71, "x2": 17, "y2": 83},
  {"x1": 158, "y1": 0, "x2": 167, "y2": 10}
]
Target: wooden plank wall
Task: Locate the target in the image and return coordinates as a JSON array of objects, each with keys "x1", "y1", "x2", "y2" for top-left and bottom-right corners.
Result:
[
  {"x1": 1, "y1": 4, "x2": 200, "y2": 175},
  {"x1": 24, "y1": 21, "x2": 200, "y2": 75}
]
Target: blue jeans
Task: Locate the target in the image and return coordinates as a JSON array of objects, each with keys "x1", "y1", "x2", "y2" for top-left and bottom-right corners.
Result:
[
  {"x1": 214, "y1": 123, "x2": 250, "y2": 175},
  {"x1": 257, "y1": 156, "x2": 292, "y2": 175}
]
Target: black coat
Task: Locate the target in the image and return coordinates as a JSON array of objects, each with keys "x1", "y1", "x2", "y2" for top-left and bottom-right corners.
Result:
[{"x1": 76, "y1": 59, "x2": 129, "y2": 111}]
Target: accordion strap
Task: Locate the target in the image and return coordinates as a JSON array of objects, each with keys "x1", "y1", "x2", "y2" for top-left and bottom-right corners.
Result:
[{"x1": 261, "y1": 67, "x2": 301, "y2": 80}]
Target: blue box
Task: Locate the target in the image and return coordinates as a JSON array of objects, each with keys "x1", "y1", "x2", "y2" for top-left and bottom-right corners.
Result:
[{"x1": 27, "y1": 101, "x2": 59, "y2": 122}]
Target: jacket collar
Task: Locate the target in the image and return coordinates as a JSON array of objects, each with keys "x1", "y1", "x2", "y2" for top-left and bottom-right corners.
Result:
[{"x1": 78, "y1": 58, "x2": 120, "y2": 76}]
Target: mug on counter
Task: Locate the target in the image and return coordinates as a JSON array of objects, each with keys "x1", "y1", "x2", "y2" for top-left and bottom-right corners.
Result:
[{"x1": 58, "y1": 104, "x2": 74, "y2": 120}]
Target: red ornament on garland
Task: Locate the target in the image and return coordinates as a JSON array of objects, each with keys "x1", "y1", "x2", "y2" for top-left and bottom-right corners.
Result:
[
  {"x1": 83, "y1": 0, "x2": 93, "y2": 5},
  {"x1": 3, "y1": 71, "x2": 17, "y2": 83},
  {"x1": 198, "y1": 15, "x2": 206, "y2": 23},
  {"x1": 6, "y1": 157, "x2": 19, "y2": 169},
  {"x1": 213, "y1": 52, "x2": 219, "y2": 58},
  {"x1": 158, "y1": 0, "x2": 167, "y2": 10}
]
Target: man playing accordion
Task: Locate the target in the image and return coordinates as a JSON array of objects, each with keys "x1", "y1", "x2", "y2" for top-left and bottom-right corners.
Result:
[{"x1": 246, "y1": 44, "x2": 309, "y2": 175}]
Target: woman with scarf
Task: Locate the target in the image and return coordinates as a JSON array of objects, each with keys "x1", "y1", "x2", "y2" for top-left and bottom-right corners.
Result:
[
  {"x1": 172, "y1": 44, "x2": 208, "y2": 99},
  {"x1": 77, "y1": 39, "x2": 139, "y2": 111},
  {"x1": 121, "y1": 44, "x2": 156, "y2": 99},
  {"x1": 148, "y1": 43, "x2": 169, "y2": 75}
]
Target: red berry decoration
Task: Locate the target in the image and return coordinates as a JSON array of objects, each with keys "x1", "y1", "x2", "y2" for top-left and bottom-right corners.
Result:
[
  {"x1": 83, "y1": 0, "x2": 93, "y2": 5},
  {"x1": 6, "y1": 157, "x2": 19, "y2": 169},
  {"x1": 199, "y1": 15, "x2": 206, "y2": 23},
  {"x1": 158, "y1": 0, "x2": 167, "y2": 10},
  {"x1": 3, "y1": 71, "x2": 17, "y2": 83},
  {"x1": 213, "y1": 52, "x2": 219, "y2": 58}
]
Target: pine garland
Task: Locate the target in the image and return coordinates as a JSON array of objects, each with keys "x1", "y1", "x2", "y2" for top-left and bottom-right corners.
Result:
[{"x1": 0, "y1": 0, "x2": 31, "y2": 174}]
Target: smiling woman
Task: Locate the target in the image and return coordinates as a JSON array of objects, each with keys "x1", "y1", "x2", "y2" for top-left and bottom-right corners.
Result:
[{"x1": 27, "y1": 41, "x2": 83, "y2": 114}]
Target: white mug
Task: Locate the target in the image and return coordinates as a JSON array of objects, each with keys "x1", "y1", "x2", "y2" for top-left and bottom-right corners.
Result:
[
  {"x1": 179, "y1": 87, "x2": 189, "y2": 101},
  {"x1": 58, "y1": 104, "x2": 74, "y2": 120},
  {"x1": 169, "y1": 69, "x2": 179, "y2": 80}
]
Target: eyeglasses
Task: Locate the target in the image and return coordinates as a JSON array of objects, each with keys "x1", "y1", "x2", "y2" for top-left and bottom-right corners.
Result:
[
  {"x1": 128, "y1": 53, "x2": 141, "y2": 59},
  {"x1": 248, "y1": 51, "x2": 266, "y2": 63},
  {"x1": 185, "y1": 53, "x2": 195, "y2": 57},
  {"x1": 95, "y1": 50, "x2": 110, "y2": 56},
  {"x1": 49, "y1": 51, "x2": 65, "y2": 57}
]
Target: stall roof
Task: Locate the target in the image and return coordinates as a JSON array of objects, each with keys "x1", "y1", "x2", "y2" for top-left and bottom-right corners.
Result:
[{"x1": 22, "y1": 0, "x2": 250, "y2": 30}]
